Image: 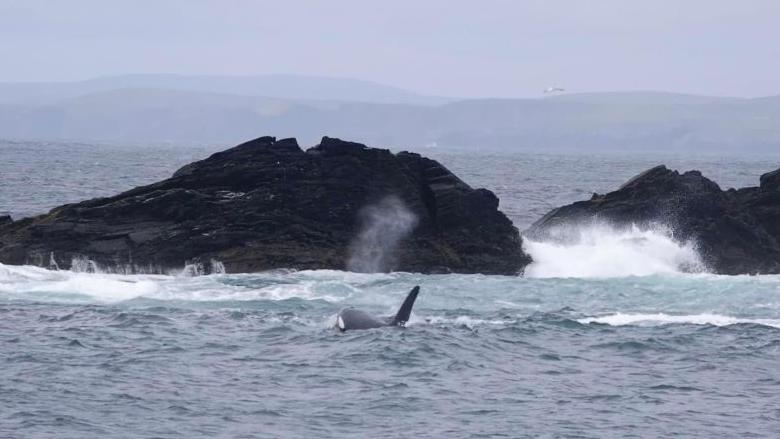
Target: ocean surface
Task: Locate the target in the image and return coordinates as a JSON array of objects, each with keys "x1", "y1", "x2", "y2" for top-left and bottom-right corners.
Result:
[{"x1": 2, "y1": 139, "x2": 780, "y2": 438}]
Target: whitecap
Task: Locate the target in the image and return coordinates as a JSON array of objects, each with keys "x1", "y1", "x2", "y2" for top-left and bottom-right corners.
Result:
[{"x1": 579, "y1": 312, "x2": 780, "y2": 328}]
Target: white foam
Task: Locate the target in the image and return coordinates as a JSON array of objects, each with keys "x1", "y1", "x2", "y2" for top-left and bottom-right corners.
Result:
[
  {"x1": 413, "y1": 315, "x2": 510, "y2": 328},
  {"x1": 0, "y1": 263, "x2": 57, "y2": 283},
  {"x1": 579, "y1": 312, "x2": 780, "y2": 328},
  {"x1": 292, "y1": 269, "x2": 398, "y2": 283},
  {"x1": 0, "y1": 263, "x2": 353, "y2": 304},
  {"x1": 0, "y1": 263, "x2": 162, "y2": 303},
  {"x1": 524, "y1": 224, "x2": 704, "y2": 278},
  {"x1": 151, "y1": 281, "x2": 347, "y2": 302}
]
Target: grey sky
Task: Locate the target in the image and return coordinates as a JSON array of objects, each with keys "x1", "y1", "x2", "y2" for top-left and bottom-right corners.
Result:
[{"x1": 1, "y1": 0, "x2": 778, "y2": 98}]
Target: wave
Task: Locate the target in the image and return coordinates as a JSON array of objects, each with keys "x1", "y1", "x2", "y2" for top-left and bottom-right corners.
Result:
[
  {"x1": 0, "y1": 263, "x2": 349, "y2": 304},
  {"x1": 0, "y1": 263, "x2": 162, "y2": 302},
  {"x1": 3, "y1": 260, "x2": 780, "y2": 328},
  {"x1": 523, "y1": 224, "x2": 705, "y2": 278},
  {"x1": 579, "y1": 312, "x2": 780, "y2": 329}
]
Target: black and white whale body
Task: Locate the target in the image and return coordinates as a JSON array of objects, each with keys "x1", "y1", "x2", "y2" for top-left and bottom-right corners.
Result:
[{"x1": 336, "y1": 286, "x2": 420, "y2": 331}]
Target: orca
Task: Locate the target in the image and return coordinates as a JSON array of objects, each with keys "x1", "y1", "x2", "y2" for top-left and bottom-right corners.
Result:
[{"x1": 335, "y1": 286, "x2": 420, "y2": 332}]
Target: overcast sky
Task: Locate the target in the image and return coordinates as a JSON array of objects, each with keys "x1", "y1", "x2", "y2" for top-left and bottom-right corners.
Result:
[{"x1": 1, "y1": 0, "x2": 778, "y2": 98}]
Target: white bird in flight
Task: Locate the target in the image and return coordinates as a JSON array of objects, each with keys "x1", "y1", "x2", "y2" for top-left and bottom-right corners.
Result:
[{"x1": 543, "y1": 86, "x2": 565, "y2": 94}]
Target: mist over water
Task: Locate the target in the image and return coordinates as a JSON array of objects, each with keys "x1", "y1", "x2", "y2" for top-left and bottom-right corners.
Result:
[
  {"x1": 2, "y1": 141, "x2": 780, "y2": 437},
  {"x1": 347, "y1": 196, "x2": 418, "y2": 273}
]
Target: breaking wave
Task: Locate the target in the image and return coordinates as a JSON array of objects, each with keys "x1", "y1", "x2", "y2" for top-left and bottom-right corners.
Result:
[
  {"x1": 0, "y1": 264, "x2": 348, "y2": 304},
  {"x1": 523, "y1": 224, "x2": 705, "y2": 278},
  {"x1": 579, "y1": 312, "x2": 780, "y2": 329},
  {"x1": 0, "y1": 263, "x2": 161, "y2": 302}
]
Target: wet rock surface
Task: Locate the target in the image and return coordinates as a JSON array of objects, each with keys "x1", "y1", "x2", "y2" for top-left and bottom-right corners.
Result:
[{"x1": 0, "y1": 136, "x2": 530, "y2": 274}]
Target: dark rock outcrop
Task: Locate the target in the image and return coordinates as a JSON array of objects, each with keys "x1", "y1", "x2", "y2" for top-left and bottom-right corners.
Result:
[
  {"x1": 526, "y1": 165, "x2": 780, "y2": 274},
  {"x1": 0, "y1": 136, "x2": 530, "y2": 274}
]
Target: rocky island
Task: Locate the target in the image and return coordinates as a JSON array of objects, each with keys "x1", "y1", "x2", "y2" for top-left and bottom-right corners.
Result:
[
  {"x1": 0, "y1": 136, "x2": 531, "y2": 275},
  {"x1": 526, "y1": 165, "x2": 780, "y2": 274}
]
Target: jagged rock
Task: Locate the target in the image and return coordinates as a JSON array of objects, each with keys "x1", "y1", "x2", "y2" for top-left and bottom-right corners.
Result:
[
  {"x1": 760, "y1": 168, "x2": 780, "y2": 191},
  {"x1": 526, "y1": 165, "x2": 780, "y2": 274},
  {"x1": 0, "y1": 136, "x2": 530, "y2": 274}
]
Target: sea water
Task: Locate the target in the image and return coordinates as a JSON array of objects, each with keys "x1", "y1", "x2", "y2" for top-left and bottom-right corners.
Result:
[{"x1": 1, "y1": 140, "x2": 780, "y2": 438}]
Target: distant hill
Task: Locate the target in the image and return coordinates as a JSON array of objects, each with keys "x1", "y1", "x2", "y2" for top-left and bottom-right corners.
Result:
[
  {"x1": 0, "y1": 79, "x2": 779, "y2": 152},
  {"x1": 0, "y1": 74, "x2": 449, "y2": 106}
]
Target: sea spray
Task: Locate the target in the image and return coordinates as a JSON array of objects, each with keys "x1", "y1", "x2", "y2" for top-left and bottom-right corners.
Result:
[
  {"x1": 69, "y1": 255, "x2": 227, "y2": 276},
  {"x1": 523, "y1": 223, "x2": 705, "y2": 278},
  {"x1": 179, "y1": 258, "x2": 227, "y2": 277},
  {"x1": 48, "y1": 252, "x2": 59, "y2": 271},
  {"x1": 71, "y1": 255, "x2": 101, "y2": 273},
  {"x1": 347, "y1": 196, "x2": 418, "y2": 273},
  {"x1": 69, "y1": 255, "x2": 168, "y2": 275}
]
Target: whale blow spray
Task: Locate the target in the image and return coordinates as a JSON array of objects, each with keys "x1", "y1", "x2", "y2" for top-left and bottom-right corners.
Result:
[{"x1": 347, "y1": 196, "x2": 418, "y2": 273}]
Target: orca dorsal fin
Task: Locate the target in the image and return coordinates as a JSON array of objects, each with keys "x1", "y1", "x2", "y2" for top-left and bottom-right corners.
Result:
[{"x1": 391, "y1": 286, "x2": 420, "y2": 326}]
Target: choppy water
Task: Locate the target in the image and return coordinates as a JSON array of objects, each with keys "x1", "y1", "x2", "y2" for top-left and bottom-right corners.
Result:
[{"x1": 2, "y1": 139, "x2": 780, "y2": 438}]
